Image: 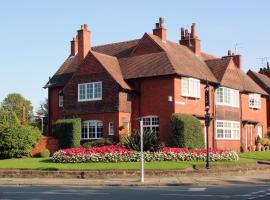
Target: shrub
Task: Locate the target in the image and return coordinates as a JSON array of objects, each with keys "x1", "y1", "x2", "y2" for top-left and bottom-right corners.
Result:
[
  {"x1": 0, "y1": 110, "x2": 20, "y2": 131},
  {"x1": 0, "y1": 125, "x2": 41, "y2": 158},
  {"x1": 52, "y1": 146, "x2": 239, "y2": 163},
  {"x1": 53, "y1": 118, "x2": 81, "y2": 149},
  {"x1": 123, "y1": 130, "x2": 164, "y2": 152},
  {"x1": 40, "y1": 148, "x2": 50, "y2": 157},
  {"x1": 171, "y1": 113, "x2": 204, "y2": 149},
  {"x1": 261, "y1": 137, "x2": 270, "y2": 146},
  {"x1": 82, "y1": 138, "x2": 114, "y2": 149}
]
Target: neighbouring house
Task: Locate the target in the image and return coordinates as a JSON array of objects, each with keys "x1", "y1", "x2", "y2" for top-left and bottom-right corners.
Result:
[
  {"x1": 44, "y1": 18, "x2": 268, "y2": 151},
  {"x1": 248, "y1": 64, "x2": 270, "y2": 128}
]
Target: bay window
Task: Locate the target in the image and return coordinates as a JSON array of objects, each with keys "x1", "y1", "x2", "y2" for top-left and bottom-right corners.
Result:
[
  {"x1": 181, "y1": 77, "x2": 200, "y2": 98},
  {"x1": 249, "y1": 93, "x2": 260, "y2": 109},
  {"x1": 216, "y1": 120, "x2": 240, "y2": 140},
  {"x1": 78, "y1": 82, "x2": 102, "y2": 101},
  {"x1": 81, "y1": 120, "x2": 103, "y2": 139},
  {"x1": 216, "y1": 87, "x2": 239, "y2": 107}
]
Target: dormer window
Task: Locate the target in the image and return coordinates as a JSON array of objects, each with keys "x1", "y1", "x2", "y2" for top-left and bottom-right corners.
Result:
[
  {"x1": 78, "y1": 82, "x2": 102, "y2": 102},
  {"x1": 59, "y1": 91, "x2": 63, "y2": 107},
  {"x1": 249, "y1": 93, "x2": 260, "y2": 109},
  {"x1": 181, "y1": 77, "x2": 200, "y2": 98}
]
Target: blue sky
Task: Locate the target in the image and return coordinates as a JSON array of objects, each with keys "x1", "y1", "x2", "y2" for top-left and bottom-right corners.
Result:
[{"x1": 1, "y1": 0, "x2": 270, "y2": 111}]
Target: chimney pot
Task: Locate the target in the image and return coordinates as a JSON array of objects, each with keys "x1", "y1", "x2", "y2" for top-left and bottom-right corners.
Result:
[
  {"x1": 159, "y1": 17, "x2": 165, "y2": 28},
  {"x1": 153, "y1": 17, "x2": 167, "y2": 42},
  {"x1": 181, "y1": 27, "x2": 185, "y2": 39},
  {"x1": 228, "y1": 50, "x2": 231, "y2": 56},
  {"x1": 191, "y1": 23, "x2": 196, "y2": 38}
]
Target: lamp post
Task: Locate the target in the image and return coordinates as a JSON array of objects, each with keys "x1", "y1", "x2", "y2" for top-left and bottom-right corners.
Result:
[
  {"x1": 140, "y1": 118, "x2": 144, "y2": 182},
  {"x1": 204, "y1": 80, "x2": 211, "y2": 169}
]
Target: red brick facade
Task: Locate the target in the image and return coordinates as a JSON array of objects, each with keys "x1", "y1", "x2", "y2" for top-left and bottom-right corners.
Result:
[{"x1": 45, "y1": 18, "x2": 269, "y2": 152}]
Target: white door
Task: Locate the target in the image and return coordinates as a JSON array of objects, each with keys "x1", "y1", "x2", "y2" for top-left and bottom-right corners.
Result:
[{"x1": 257, "y1": 125, "x2": 263, "y2": 138}]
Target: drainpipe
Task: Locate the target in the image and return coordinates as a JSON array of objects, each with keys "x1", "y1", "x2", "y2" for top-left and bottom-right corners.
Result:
[
  {"x1": 239, "y1": 93, "x2": 243, "y2": 149},
  {"x1": 212, "y1": 86, "x2": 216, "y2": 149}
]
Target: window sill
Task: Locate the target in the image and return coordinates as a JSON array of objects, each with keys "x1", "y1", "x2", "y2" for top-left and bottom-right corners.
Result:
[
  {"x1": 215, "y1": 138, "x2": 240, "y2": 141},
  {"x1": 78, "y1": 98, "x2": 102, "y2": 102},
  {"x1": 181, "y1": 95, "x2": 200, "y2": 99}
]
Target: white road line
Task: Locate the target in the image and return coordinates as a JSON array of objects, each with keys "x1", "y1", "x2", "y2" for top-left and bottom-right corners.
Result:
[{"x1": 188, "y1": 187, "x2": 206, "y2": 192}]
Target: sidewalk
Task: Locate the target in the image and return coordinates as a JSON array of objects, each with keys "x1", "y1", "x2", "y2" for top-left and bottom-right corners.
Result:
[{"x1": 1, "y1": 170, "x2": 270, "y2": 186}]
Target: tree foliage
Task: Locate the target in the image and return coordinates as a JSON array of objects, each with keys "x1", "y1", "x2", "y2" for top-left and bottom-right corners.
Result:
[{"x1": 1, "y1": 93, "x2": 33, "y2": 122}]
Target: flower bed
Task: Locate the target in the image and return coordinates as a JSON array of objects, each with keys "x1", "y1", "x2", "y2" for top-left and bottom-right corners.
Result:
[{"x1": 52, "y1": 145, "x2": 239, "y2": 163}]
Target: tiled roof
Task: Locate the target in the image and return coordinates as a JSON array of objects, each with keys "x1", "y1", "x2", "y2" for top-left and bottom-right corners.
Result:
[
  {"x1": 206, "y1": 57, "x2": 267, "y2": 95},
  {"x1": 92, "y1": 39, "x2": 139, "y2": 58},
  {"x1": 119, "y1": 33, "x2": 217, "y2": 82},
  {"x1": 91, "y1": 51, "x2": 131, "y2": 90},
  {"x1": 247, "y1": 70, "x2": 270, "y2": 94},
  {"x1": 44, "y1": 55, "x2": 78, "y2": 88}
]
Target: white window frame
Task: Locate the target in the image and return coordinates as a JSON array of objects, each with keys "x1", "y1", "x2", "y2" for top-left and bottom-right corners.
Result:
[
  {"x1": 81, "y1": 120, "x2": 103, "y2": 140},
  {"x1": 142, "y1": 116, "x2": 159, "y2": 133},
  {"x1": 249, "y1": 93, "x2": 261, "y2": 109},
  {"x1": 181, "y1": 77, "x2": 200, "y2": 98},
  {"x1": 216, "y1": 120, "x2": 240, "y2": 140},
  {"x1": 58, "y1": 92, "x2": 63, "y2": 107},
  {"x1": 216, "y1": 87, "x2": 239, "y2": 107},
  {"x1": 108, "y1": 122, "x2": 114, "y2": 136},
  {"x1": 78, "y1": 82, "x2": 102, "y2": 102}
]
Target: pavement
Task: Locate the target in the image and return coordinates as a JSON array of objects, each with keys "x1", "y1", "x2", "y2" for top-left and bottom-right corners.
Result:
[
  {"x1": 1, "y1": 184, "x2": 270, "y2": 200},
  {"x1": 1, "y1": 172, "x2": 270, "y2": 186}
]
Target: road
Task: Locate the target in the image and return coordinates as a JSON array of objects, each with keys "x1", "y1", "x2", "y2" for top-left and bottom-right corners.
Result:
[{"x1": 0, "y1": 185, "x2": 270, "y2": 200}]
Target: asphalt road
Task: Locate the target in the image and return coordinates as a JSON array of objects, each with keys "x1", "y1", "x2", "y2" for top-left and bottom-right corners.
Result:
[{"x1": 0, "y1": 184, "x2": 270, "y2": 200}]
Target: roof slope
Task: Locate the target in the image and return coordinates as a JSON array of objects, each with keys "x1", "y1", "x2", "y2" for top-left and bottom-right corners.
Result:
[
  {"x1": 206, "y1": 57, "x2": 267, "y2": 95},
  {"x1": 119, "y1": 33, "x2": 217, "y2": 82},
  {"x1": 91, "y1": 51, "x2": 131, "y2": 90},
  {"x1": 45, "y1": 55, "x2": 78, "y2": 88},
  {"x1": 247, "y1": 70, "x2": 270, "y2": 94}
]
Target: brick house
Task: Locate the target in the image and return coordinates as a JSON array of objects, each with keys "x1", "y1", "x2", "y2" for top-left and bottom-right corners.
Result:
[
  {"x1": 44, "y1": 18, "x2": 268, "y2": 151},
  {"x1": 248, "y1": 65, "x2": 270, "y2": 128}
]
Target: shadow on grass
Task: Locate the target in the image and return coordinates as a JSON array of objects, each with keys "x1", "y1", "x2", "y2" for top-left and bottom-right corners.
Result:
[{"x1": 39, "y1": 158, "x2": 54, "y2": 163}]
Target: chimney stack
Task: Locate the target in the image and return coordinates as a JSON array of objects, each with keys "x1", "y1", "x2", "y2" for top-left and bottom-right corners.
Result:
[
  {"x1": 77, "y1": 24, "x2": 91, "y2": 65},
  {"x1": 70, "y1": 36, "x2": 78, "y2": 56},
  {"x1": 179, "y1": 23, "x2": 201, "y2": 56},
  {"x1": 153, "y1": 17, "x2": 167, "y2": 42},
  {"x1": 223, "y1": 50, "x2": 242, "y2": 68}
]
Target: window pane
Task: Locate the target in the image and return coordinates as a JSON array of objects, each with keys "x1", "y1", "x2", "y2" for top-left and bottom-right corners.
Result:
[
  {"x1": 81, "y1": 122, "x2": 88, "y2": 139},
  {"x1": 89, "y1": 122, "x2": 96, "y2": 138},
  {"x1": 79, "y1": 84, "x2": 86, "y2": 100},
  {"x1": 97, "y1": 122, "x2": 103, "y2": 138},
  {"x1": 217, "y1": 129, "x2": 223, "y2": 138},
  {"x1": 181, "y1": 78, "x2": 189, "y2": 96},
  {"x1": 94, "y1": 82, "x2": 101, "y2": 99}
]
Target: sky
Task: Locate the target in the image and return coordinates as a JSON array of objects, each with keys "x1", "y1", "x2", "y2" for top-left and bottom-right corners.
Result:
[{"x1": 1, "y1": 0, "x2": 270, "y2": 111}]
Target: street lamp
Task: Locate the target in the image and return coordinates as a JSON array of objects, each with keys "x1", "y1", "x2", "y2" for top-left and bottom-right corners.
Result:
[
  {"x1": 204, "y1": 80, "x2": 211, "y2": 169},
  {"x1": 140, "y1": 118, "x2": 144, "y2": 182}
]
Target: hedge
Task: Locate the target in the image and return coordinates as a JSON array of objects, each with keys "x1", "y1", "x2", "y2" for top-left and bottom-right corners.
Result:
[
  {"x1": 53, "y1": 118, "x2": 81, "y2": 149},
  {"x1": 171, "y1": 113, "x2": 204, "y2": 149}
]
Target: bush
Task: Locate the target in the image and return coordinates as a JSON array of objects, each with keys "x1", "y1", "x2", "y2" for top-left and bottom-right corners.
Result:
[
  {"x1": 52, "y1": 146, "x2": 239, "y2": 163},
  {"x1": 40, "y1": 148, "x2": 50, "y2": 157},
  {"x1": 0, "y1": 110, "x2": 20, "y2": 131},
  {"x1": 123, "y1": 130, "x2": 164, "y2": 152},
  {"x1": 53, "y1": 118, "x2": 81, "y2": 149},
  {"x1": 0, "y1": 125, "x2": 41, "y2": 158},
  {"x1": 171, "y1": 113, "x2": 204, "y2": 149},
  {"x1": 82, "y1": 138, "x2": 113, "y2": 149},
  {"x1": 261, "y1": 137, "x2": 270, "y2": 146}
]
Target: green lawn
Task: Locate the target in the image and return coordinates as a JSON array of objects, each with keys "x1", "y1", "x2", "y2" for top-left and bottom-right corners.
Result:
[
  {"x1": 239, "y1": 151, "x2": 270, "y2": 161},
  {"x1": 0, "y1": 157, "x2": 254, "y2": 171}
]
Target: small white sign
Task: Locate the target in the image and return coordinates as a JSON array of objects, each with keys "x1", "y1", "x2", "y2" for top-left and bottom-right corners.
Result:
[{"x1": 175, "y1": 100, "x2": 185, "y2": 105}]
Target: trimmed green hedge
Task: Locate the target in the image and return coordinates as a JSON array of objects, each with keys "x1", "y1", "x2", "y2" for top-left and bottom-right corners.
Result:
[
  {"x1": 171, "y1": 113, "x2": 204, "y2": 150},
  {"x1": 53, "y1": 118, "x2": 81, "y2": 149}
]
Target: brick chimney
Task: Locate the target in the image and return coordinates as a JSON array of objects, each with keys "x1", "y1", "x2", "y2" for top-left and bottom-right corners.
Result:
[
  {"x1": 70, "y1": 36, "x2": 78, "y2": 56},
  {"x1": 222, "y1": 50, "x2": 242, "y2": 68},
  {"x1": 77, "y1": 24, "x2": 90, "y2": 65},
  {"x1": 179, "y1": 23, "x2": 201, "y2": 56},
  {"x1": 259, "y1": 62, "x2": 270, "y2": 77},
  {"x1": 153, "y1": 17, "x2": 167, "y2": 43}
]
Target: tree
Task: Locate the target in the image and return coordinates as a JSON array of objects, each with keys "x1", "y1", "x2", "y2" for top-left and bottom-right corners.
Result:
[
  {"x1": 1, "y1": 93, "x2": 33, "y2": 122},
  {"x1": 38, "y1": 99, "x2": 48, "y2": 117}
]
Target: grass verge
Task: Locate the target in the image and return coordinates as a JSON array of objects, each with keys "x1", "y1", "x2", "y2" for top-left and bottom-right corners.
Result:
[
  {"x1": 0, "y1": 157, "x2": 255, "y2": 171},
  {"x1": 239, "y1": 151, "x2": 270, "y2": 161}
]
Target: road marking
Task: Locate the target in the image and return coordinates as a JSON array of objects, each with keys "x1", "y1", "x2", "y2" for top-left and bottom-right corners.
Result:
[{"x1": 188, "y1": 187, "x2": 206, "y2": 192}]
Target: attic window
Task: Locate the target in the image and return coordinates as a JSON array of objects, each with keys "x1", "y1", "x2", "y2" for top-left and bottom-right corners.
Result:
[{"x1": 249, "y1": 93, "x2": 260, "y2": 109}]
